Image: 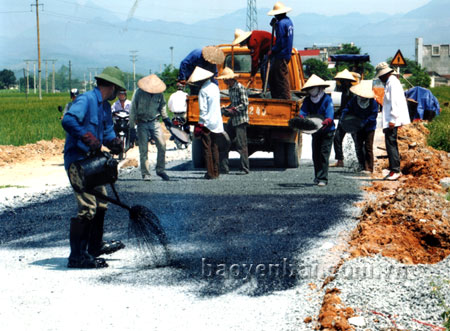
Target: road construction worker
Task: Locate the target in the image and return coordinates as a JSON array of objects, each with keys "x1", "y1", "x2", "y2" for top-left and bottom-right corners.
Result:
[
  {"x1": 61, "y1": 66, "x2": 126, "y2": 269},
  {"x1": 267, "y1": 1, "x2": 294, "y2": 99},
  {"x1": 340, "y1": 80, "x2": 379, "y2": 173},
  {"x1": 232, "y1": 29, "x2": 275, "y2": 90},
  {"x1": 375, "y1": 62, "x2": 410, "y2": 181},
  {"x1": 331, "y1": 69, "x2": 357, "y2": 168},
  {"x1": 299, "y1": 74, "x2": 335, "y2": 186},
  {"x1": 217, "y1": 67, "x2": 250, "y2": 174},
  {"x1": 178, "y1": 46, "x2": 225, "y2": 95},
  {"x1": 188, "y1": 67, "x2": 224, "y2": 179},
  {"x1": 129, "y1": 74, "x2": 172, "y2": 182}
]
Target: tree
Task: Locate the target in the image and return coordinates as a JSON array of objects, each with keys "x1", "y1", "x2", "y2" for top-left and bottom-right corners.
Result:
[
  {"x1": 386, "y1": 57, "x2": 431, "y2": 88},
  {"x1": 303, "y1": 58, "x2": 332, "y2": 80},
  {"x1": 159, "y1": 65, "x2": 179, "y2": 93},
  {"x1": 336, "y1": 43, "x2": 361, "y2": 55},
  {"x1": 0, "y1": 69, "x2": 16, "y2": 89}
]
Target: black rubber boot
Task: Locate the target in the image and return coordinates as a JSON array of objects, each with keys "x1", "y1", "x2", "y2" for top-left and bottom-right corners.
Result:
[
  {"x1": 88, "y1": 209, "x2": 125, "y2": 258},
  {"x1": 67, "y1": 217, "x2": 108, "y2": 269}
]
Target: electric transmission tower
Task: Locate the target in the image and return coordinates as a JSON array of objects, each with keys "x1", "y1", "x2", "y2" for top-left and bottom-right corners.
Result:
[{"x1": 246, "y1": 0, "x2": 258, "y2": 31}]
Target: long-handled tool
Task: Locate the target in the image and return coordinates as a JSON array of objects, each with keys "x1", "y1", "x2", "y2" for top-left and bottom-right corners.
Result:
[{"x1": 263, "y1": 24, "x2": 276, "y2": 97}]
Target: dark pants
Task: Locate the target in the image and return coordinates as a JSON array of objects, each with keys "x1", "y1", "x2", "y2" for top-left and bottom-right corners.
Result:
[
  {"x1": 260, "y1": 54, "x2": 270, "y2": 90},
  {"x1": 221, "y1": 122, "x2": 250, "y2": 173},
  {"x1": 201, "y1": 129, "x2": 220, "y2": 179},
  {"x1": 383, "y1": 127, "x2": 400, "y2": 173},
  {"x1": 352, "y1": 130, "x2": 375, "y2": 172},
  {"x1": 312, "y1": 130, "x2": 335, "y2": 183},
  {"x1": 268, "y1": 58, "x2": 290, "y2": 99},
  {"x1": 333, "y1": 122, "x2": 346, "y2": 161}
]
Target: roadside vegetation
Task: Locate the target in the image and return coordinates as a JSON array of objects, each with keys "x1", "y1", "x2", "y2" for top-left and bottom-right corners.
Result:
[{"x1": 427, "y1": 87, "x2": 450, "y2": 153}]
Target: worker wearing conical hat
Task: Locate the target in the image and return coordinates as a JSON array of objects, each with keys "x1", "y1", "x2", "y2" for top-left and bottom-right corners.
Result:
[
  {"x1": 232, "y1": 28, "x2": 275, "y2": 89},
  {"x1": 178, "y1": 46, "x2": 225, "y2": 96},
  {"x1": 299, "y1": 74, "x2": 335, "y2": 186},
  {"x1": 267, "y1": 1, "x2": 294, "y2": 99}
]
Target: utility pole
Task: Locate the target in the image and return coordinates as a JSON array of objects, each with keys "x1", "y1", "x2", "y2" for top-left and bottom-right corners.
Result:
[
  {"x1": 31, "y1": 0, "x2": 43, "y2": 100},
  {"x1": 33, "y1": 61, "x2": 36, "y2": 93},
  {"x1": 44, "y1": 60, "x2": 48, "y2": 93},
  {"x1": 51, "y1": 60, "x2": 56, "y2": 93},
  {"x1": 87, "y1": 67, "x2": 102, "y2": 90},
  {"x1": 69, "y1": 60, "x2": 72, "y2": 91},
  {"x1": 24, "y1": 60, "x2": 32, "y2": 95},
  {"x1": 246, "y1": 0, "x2": 258, "y2": 31},
  {"x1": 130, "y1": 50, "x2": 138, "y2": 91},
  {"x1": 170, "y1": 46, "x2": 174, "y2": 68}
]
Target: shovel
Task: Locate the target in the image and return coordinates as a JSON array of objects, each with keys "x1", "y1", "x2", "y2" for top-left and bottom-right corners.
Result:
[{"x1": 262, "y1": 24, "x2": 275, "y2": 99}]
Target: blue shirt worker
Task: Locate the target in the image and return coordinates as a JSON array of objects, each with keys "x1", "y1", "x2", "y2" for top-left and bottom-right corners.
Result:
[
  {"x1": 341, "y1": 80, "x2": 379, "y2": 173},
  {"x1": 267, "y1": 1, "x2": 294, "y2": 99},
  {"x1": 299, "y1": 75, "x2": 335, "y2": 186},
  {"x1": 178, "y1": 46, "x2": 225, "y2": 95},
  {"x1": 61, "y1": 66, "x2": 126, "y2": 269}
]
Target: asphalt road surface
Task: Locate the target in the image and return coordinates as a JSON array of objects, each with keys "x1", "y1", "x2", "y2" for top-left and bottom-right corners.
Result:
[{"x1": 0, "y1": 154, "x2": 366, "y2": 330}]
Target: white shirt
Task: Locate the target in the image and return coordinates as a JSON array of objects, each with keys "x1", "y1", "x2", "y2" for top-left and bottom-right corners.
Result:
[
  {"x1": 198, "y1": 80, "x2": 224, "y2": 133},
  {"x1": 111, "y1": 99, "x2": 132, "y2": 113},
  {"x1": 168, "y1": 90, "x2": 188, "y2": 114},
  {"x1": 382, "y1": 75, "x2": 410, "y2": 129}
]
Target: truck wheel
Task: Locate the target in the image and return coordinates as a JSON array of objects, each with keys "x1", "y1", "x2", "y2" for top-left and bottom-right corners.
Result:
[
  {"x1": 273, "y1": 142, "x2": 286, "y2": 168},
  {"x1": 285, "y1": 134, "x2": 302, "y2": 168},
  {"x1": 192, "y1": 137, "x2": 205, "y2": 168}
]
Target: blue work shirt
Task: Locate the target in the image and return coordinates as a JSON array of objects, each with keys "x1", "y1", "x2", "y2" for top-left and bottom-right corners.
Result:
[
  {"x1": 178, "y1": 49, "x2": 218, "y2": 85},
  {"x1": 62, "y1": 87, "x2": 116, "y2": 170},
  {"x1": 300, "y1": 94, "x2": 335, "y2": 132},
  {"x1": 341, "y1": 97, "x2": 379, "y2": 132},
  {"x1": 272, "y1": 16, "x2": 294, "y2": 60}
]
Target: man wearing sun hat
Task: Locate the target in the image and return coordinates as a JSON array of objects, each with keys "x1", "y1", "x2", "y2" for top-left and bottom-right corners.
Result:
[
  {"x1": 232, "y1": 29, "x2": 275, "y2": 89},
  {"x1": 178, "y1": 46, "x2": 225, "y2": 95},
  {"x1": 62, "y1": 66, "x2": 127, "y2": 269},
  {"x1": 340, "y1": 80, "x2": 379, "y2": 173},
  {"x1": 299, "y1": 74, "x2": 335, "y2": 186},
  {"x1": 375, "y1": 62, "x2": 410, "y2": 181},
  {"x1": 267, "y1": 1, "x2": 294, "y2": 99},
  {"x1": 129, "y1": 74, "x2": 172, "y2": 181}
]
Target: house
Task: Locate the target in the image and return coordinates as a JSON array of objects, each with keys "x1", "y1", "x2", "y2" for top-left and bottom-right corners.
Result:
[{"x1": 415, "y1": 37, "x2": 450, "y2": 86}]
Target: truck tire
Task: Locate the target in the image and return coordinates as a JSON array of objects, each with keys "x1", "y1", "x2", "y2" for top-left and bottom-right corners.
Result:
[
  {"x1": 273, "y1": 142, "x2": 286, "y2": 168},
  {"x1": 285, "y1": 134, "x2": 302, "y2": 168},
  {"x1": 192, "y1": 137, "x2": 205, "y2": 168}
]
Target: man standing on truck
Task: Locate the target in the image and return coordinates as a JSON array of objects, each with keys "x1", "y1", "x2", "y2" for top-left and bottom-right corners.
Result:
[
  {"x1": 178, "y1": 46, "x2": 225, "y2": 95},
  {"x1": 129, "y1": 74, "x2": 172, "y2": 182},
  {"x1": 188, "y1": 66, "x2": 224, "y2": 179},
  {"x1": 232, "y1": 29, "x2": 275, "y2": 90},
  {"x1": 217, "y1": 67, "x2": 250, "y2": 174},
  {"x1": 267, "y1": 1, "x2": 294, "y2": 99}
]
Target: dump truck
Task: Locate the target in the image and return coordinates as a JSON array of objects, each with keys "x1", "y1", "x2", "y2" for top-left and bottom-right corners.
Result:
[{"x1": 186, "y1": 44, "x2": 306, "y2": 168}]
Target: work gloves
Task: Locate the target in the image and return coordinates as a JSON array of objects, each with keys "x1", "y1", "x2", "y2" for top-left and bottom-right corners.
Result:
[
  {"x1": 81, "y1": 132, "x2": 101, "y2": 151},
  {"x1": 194, "y1": 123, "x2": 205, "y2": 137},
  {"x1": 163, "y1": 117, "x2": 173, "y2": 129},
  {"x1": 105, "y1": 137, "x2": 123, "y2": 155},
  {"x1": 321, "y1": 118, "x2": 333, "y2": 128}
]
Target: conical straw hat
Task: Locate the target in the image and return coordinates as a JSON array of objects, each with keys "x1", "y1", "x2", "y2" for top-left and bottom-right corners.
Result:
[
  {"x1": 217, "y1": 67, "x2": 240, "y2": 80},
  {"x1": 375, "y1": 62, "x2": 394, "y2": 79},
  {"x1": 187, "y1": 66, "x2": 214, "y2": 85},
  {"x1": 232, "y1": 29, "x2": 252, "y2": 46},
  {"x1": 137, "y1": 74, "x2": 166, "y2": 94},
  {"x1": 201, "y1": 46, "x2": 225, "y2": 65},
  {"x1": 350, "y1": 80, "x2": 375, "y2": 99},
  {"x1": 267, "y1": 2, "x2": 292, "y2": 16},
  {"x1": 334, "y1": 69, "x2": 356, "y2": 82},
  {"x1": 301, "y1": 74, "x2": 330, "y2": 91}
]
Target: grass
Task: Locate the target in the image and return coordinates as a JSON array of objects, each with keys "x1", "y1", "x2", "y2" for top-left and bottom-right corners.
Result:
[
  {"x1": 431, "y1": 279, "x2": 450, "y2": 330},
  {"x1": 427, "y1": 87, "x2": 450, "y2": 152},
  {"x1": 0, "y1": 185, "x2": 27, "y2": 189}
]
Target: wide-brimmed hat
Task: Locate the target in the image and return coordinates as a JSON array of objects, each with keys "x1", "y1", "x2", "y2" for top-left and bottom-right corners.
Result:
[
  {"x1": 334, "y1": 69, "x2": 356, "y2": 82},
  {"x1": 137, "y1": 74, "x2": 166, "y2": 94},
  {"x1": 95, "y1": 66, "x2": 126, "y2": 89},
  {"x1": 217, "y1": 67, "x2": 240, "y2": 80},
  {"x1": 301, "y1": 74, "x2": 330, "y2": 91},
  {"x1": 187, "y1": 66, "x2": 214, "y2": 84},
  {"x1": 201, "y1": 46, "x2": 225, "y2": 65},
  {"x1": 232, "y1": 29, "x2": 252, "y2": 46},
  {"x1": 375, "y1": 62, "x2": 394, "y2": 79},
  {"x1": 267, "y1": 1, "x2": 292, "y2": 16},
  {"x1": 350, "y1": 80, "x2": 375, "y2": 99}
]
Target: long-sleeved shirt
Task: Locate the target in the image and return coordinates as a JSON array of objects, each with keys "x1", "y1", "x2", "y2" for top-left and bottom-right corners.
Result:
[
  {"x1": 111, "y1": 99, "x2": 131, "y2": 114},
  {"x1": 168, "y1": 90, "x2": 188, "y2": 114},
  {"x1": 271, "y1": 16, "x2": 294, "y2": 61},
  {"x1": 300, "y1": 94, "x2": 335, "y2": 133},
  {"x1": 198, "y1": 80, "x2": 224, "y2": 133},
  {"x1": 129, "y1": 88, "x2": 168, "y2": 127},
  {"x1": 341, "y1": 96, "x2": 379, "y2": 132},
  {"x1": 382, "y1": 75, "x2": 410, "y2": 129},
  {"x1": 248, "y1": 30, "x2": 275, "y2": 77},
  {"x1": 61, "y1": 87, "x2": 116, "y2": 170},
  {"x1": 227, "y1": 81, "x2": 249, "y2": 126},
  {"x1": 178, "y1": 49, "x2": 218, "y2": 85}
]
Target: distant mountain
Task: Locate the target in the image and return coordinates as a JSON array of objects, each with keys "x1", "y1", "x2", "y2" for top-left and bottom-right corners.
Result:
[{"x1": 1, "y1": 0, "x2": 449, "y2": 78}]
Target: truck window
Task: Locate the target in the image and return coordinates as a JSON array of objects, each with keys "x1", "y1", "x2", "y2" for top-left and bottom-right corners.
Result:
[{"x1": 224, "y1": 54, "x2": 252, "y2": 73}]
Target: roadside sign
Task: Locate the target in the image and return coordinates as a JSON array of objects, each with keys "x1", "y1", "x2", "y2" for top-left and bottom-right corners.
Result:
[{"x1": 391, "y1": 50, "x2": 406, "y2": 67}]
